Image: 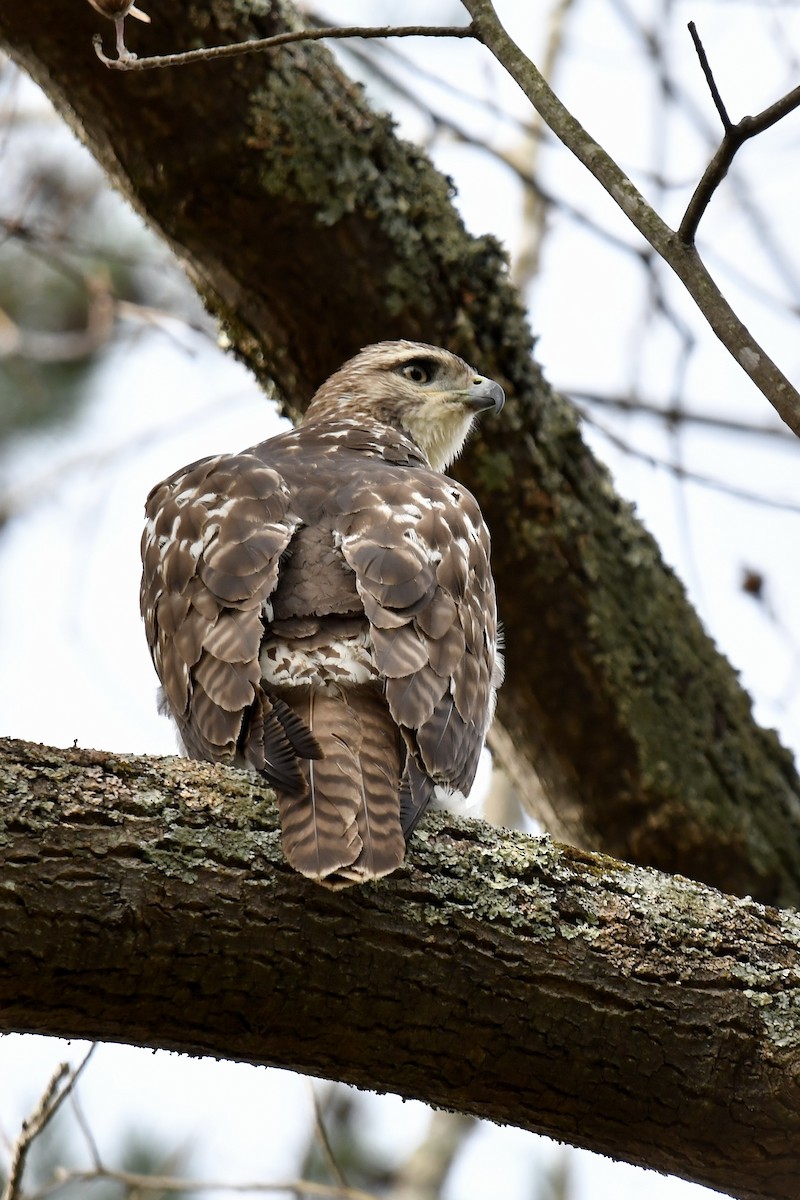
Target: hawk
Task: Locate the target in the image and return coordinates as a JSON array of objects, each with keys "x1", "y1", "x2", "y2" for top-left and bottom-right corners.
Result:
[{"x1": 141, "y1": 341, "x2": 504, "y2": 887}]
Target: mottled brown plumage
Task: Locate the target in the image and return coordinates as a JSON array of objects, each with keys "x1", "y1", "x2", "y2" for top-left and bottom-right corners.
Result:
[{"x1": 141, "y1": 341, "x2": 504, "y2": 887}]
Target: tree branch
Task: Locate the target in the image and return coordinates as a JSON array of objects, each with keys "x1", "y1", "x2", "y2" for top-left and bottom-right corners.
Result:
[
  {"x1": 41, "y1": 1169, "x2": 377, "y2": 1199},
  {"x1": 92, "y1": 23, "x2": 475, "y2": 72},
  {"x1": 687, "y1": 22, "x2": 733, "y2": 132},
  {"x1": 462, "y1": 0, "x2": 800, "y2": 438},
  {"x1": 680, "y1": 24, "x2": 800, "y2": 243},
  {"x1": 1, "y1": 736, "x2": 799, "y2": 1200},
  {"x1": 1, "y1": 1048, "x2": 95, "y2": 1200}
]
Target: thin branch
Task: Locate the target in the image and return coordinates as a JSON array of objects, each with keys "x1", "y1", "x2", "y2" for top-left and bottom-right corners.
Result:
[
  {"x1": 687, "y1": 22, "x2": 732, "y2": 131},
  {"x1": 92, "y1": 23, "x2": 474, "y2": 71},
  {"x1": 679, "y1": 68, "x2": 800, "y2": 242},
  {"x1": 2, "y1": 1047, "x2": 96, "y2": 1200},
  {"x1": 568, "y1": 387, "x2": 795, "y2": 440},
  {"x1": 461, "y1": 0, "x2": 800, "y2": 438},
  {"x1": 309, "y1": 1086, "x2": 348, "y2": 1192},
  {"x1": 303, "y1": 7, "x2": 526, "y2": 132},
  {"x1": 576, "y1": 403, "x2": 800, "y2": 512},
  {"x1": 2, "y1": 1064, "x2": 69, "y2": 1200},
  {"x1": 610, "y1": 0, "x2": 800, "y2": 303},
  {"x1": 38, "y1": 1167, "x2": 379, "y2": 1200},
  {"x1": 69, "y1": 1092, "x2": 103, "y2": 1173}
]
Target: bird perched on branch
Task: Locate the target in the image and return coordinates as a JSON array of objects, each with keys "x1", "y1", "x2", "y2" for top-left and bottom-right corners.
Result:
[
  {"x1": 86, "y1": 0, "x2": 150, "y2": 60},
  {"x1": 141, "y1": 341, "x2": 504, "y2": 887}
]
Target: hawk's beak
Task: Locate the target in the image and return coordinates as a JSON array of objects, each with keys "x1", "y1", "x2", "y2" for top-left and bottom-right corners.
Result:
[{"x1": 464, "y1": 376, "x2": 505, "y2": 415}]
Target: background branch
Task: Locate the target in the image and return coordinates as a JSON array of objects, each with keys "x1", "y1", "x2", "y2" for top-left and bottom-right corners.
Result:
[{"x1": 1, "y1": 1048, "x2": 95, "y2": 1200}]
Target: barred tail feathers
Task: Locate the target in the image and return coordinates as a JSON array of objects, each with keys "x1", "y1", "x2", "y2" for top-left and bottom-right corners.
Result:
[{"x1": 275, "y1": 686, "x2": 405, "y2": 888}]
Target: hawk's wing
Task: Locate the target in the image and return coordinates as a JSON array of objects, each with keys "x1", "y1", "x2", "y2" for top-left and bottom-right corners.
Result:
[
  {"x1": 140, "y1": 451, "x2": 314, "y2": 786},
  {"x1": 336, "y1": 470, "x2": 502, "y2": 814}
]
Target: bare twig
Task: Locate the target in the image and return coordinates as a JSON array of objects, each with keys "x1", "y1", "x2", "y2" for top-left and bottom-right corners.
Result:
[
  {"x1": 568, "y1": 388, "x2": 794, "y2": 440},
  {"x1": 511, "y1": 0, "x2": 575, "y2": 288},
  {"x1": 303, "y1": 7, "x2": 525, "y2": 132},
  {"x1": 309, "y1": 1086, "x2": 348, "y2": 1191},
  {"x1": 69, "y1": 1091, "x2": 103, "y2": 1172},
  {"x1": 2, "y1": 1046, "x2": 96, "y2": 1200},
  {"x1": 610, "y1": 0, "x2": 800, "y2": 303},
  {"x1": 462, "y1": 0, "x2": 800, "y2": 438},
  {"x1": 687, "y1": 22, "x2": 732, "y2": 131},
  {"x1": 679, "y1": 68, "x2": 800, "y2": 243},
  {"x1": 93, "y1": 23, "x2": 474, "y2": 71},
  {"x1": 34, "y1": 1167, "x2": 379, "y2": 1200},
  {"x1": 576, "y1": 404, "x2": 800, "y2": 512}
]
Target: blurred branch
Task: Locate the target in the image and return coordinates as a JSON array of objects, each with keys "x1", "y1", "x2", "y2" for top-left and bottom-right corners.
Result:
[
  {"x1": 569, "y1": 387, "x2": 795, "y2": 440},
  {"x1": 39, "y1": 1168, "x2": 378, "y2": 1199},
  {"x1": 510, "y1": 0, "x2": 575, "y2": 289},
  {"x1": 385, "y1": 1112, "x2": 473, "y2": 1200},
  {"x1": 0, "y1": 273, "x2": 114, "y2": 361},
  {"x1": 463, "y1": 0, "x2": 800, "y2": 437},
  {"x1": 576, "y1": 404, "x2": 800, "y2": 512},
  {"x1": 1, "y1": 1047, "x2": 95, "y2": 1200},
  {"x1": 309, "y1": 1087, "x2": 349, "y2": 1192},
  {"x1": 1, "y1": 736, "x2": 800, "y2": 1200}
]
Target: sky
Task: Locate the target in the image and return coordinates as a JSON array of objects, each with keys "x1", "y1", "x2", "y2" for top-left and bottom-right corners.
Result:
[{"x1": 1, "y1": 1, "x2": 799, "y2": 1197}]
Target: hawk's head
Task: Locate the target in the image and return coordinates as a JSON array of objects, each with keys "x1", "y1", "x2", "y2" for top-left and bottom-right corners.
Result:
[{"x1": 304, "y1": 341, "x2": 505, "y2": 470}]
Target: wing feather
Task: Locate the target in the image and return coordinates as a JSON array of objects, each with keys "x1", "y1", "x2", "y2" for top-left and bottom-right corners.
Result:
[
  {"x1": 338, "y1": 472, "x2": 501, "y2": 800},
  {"x1": 141, "y1": 452, "x2": 300, "y2": 765}
]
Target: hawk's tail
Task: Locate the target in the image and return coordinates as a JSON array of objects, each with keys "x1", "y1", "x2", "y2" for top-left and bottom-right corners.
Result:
[{"x1": 275, "y1": 686, "x2": 406, "y2": 889}]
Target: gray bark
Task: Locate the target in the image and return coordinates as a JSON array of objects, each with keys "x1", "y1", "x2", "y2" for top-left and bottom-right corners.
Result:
[{"x1": 2, "y1": 736, "x2": 799, "y2": 1200}]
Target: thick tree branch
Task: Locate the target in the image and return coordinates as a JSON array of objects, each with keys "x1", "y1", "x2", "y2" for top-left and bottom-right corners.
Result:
[
  {"x1": 2, "y1": 0, "x2": 800, "y2": 908},
  {"x1": 1, "y1": 737, "x2": 799, "y2": 1200},
  {"x1": 462, "y1": 0, "x2": 800, "y2": 437}
]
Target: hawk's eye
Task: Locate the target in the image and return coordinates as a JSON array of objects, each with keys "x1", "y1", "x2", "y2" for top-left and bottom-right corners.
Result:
[{"x1": 400, "y1": 361, "x2": 435, "y2": 384}]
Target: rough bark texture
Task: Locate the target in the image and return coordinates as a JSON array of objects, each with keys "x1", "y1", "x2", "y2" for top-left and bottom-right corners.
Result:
[
  {"x1": 2, "y1": 737, "x2": 799, "y2": 1200},
  {"x1": 2, "y1": 0, "x2": 800, "y2": 905}
]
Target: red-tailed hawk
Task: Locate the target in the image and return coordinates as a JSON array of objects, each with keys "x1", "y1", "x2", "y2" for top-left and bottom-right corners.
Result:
[{"x1": 141, "y1": 341, "x2": 504, "y2": 887}]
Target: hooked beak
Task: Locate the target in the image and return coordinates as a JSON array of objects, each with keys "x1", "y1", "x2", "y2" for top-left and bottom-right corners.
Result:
[{"x1": 464, "y1": 375, "x2": 505, "y2": 415}]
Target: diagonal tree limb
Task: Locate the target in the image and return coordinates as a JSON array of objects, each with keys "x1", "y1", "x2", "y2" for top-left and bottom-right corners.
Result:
[
  {"x1": 1, "y1": 736, "x2": 799, "y2": 1200},
  {"x1": 462, "y1": 0, "x2": 800, "y2": 437}
]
